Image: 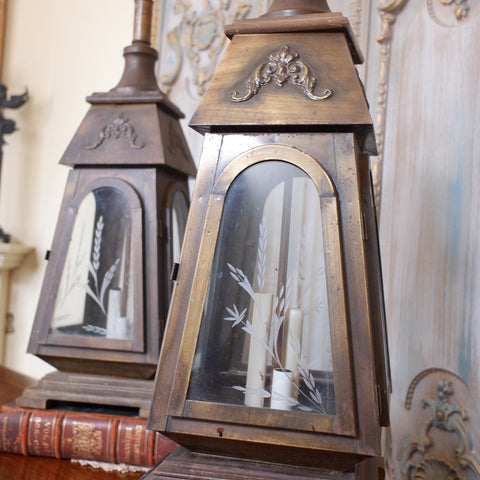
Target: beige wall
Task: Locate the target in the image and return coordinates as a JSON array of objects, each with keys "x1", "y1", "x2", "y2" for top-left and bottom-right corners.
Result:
[{"x1": 1, "y1": 0, "x2": 133, "y2": 377}]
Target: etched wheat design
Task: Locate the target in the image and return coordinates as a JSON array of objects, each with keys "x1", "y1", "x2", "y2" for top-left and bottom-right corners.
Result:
[
  {"x1": 255, "y1": 218, "x2": 267, "y2": 291},
  {"x1": 82, "y1": 215, "x2": 121, "y2": 316},
  {"x1": 224, "y1": 216, "x2": 326, "y2": 413}
]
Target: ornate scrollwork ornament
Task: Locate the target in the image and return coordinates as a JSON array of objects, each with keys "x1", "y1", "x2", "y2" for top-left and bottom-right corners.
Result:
[
  {"x1": 399, "y1": 378, "x2": 480, "y2": 480},
  {"x1": 84, "y1": 113, "x2": 145, "y2": 150},
  {"x1": 230, "y1": 45, "x2": 333, "y2": 103}
]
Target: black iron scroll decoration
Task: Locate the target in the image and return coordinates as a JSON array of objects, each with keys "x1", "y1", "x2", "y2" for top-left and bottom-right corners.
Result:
[{"x1": 0, "y1": 83, "x2": 29, "y2": 242}]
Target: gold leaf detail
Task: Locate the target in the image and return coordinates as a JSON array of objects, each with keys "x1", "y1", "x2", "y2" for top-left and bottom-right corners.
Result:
[{"x1": 71, "y1": 421, "x2": 103, "y2": 458}]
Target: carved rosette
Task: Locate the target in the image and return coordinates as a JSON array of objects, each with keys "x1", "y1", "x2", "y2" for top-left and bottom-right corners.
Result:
[
  {"x1": 84, "y1": 114, "x2": 145, "y2": 150},
  {"x1": 230, "y1": 45, "x2": 333, "y2": 103}
]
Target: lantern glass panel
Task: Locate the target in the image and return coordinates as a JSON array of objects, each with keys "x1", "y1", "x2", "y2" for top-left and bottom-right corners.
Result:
[
  {"x1": 187, "y1": 160, "x2": 335, "y2": 415},
  {"x1": 171, "y1": 190, "x2": 189, "y2": 264},
  {"x1": 51, "y1": 186, "x2": 135, "y2": 341}
]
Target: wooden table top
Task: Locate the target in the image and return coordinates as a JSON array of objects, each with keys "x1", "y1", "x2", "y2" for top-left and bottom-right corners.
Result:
[{"x1": 0, "y1": 365, "x2": 147, "y2": 480}]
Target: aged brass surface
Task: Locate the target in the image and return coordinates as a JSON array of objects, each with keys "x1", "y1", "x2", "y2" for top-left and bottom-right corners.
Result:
[
  {"x1": 23, "y1": 0, "x2": 195, "y2": 412},
  {"x1": 146, "y1": 1, "x2": 389, "y2": 477},
  {"x1": 190, "y1": 32, "x2": 373, "y2": 138}
]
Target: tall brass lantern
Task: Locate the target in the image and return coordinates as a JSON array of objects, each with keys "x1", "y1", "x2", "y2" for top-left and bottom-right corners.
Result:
[
  {"x1": 20, "y1": 0, "x2": 195, "y2": 416},
  {"x1": 146, "y1": 0, "x2": 390, "y2": 477}
]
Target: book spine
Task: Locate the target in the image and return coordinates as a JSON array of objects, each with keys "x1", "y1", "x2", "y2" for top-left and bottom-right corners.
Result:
[
  {"x1": 59, "y1": 412, "x2": 119, "y2": 463},
  {"x1": 27, "y1": 409, "x2": 63, "y2": 458},
  {"x1": 0, "y1": 406, "x2": 177, "y2": 467},
  {"x1": 0, "y1": 406, "x2": 31, "y2": 454}
]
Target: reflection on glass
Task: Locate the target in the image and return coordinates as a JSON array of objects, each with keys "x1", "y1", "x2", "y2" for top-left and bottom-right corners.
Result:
[
  {"x1": 188, "y1": 160, "x2": 335, "y2": 415},
  {"x1": 51, "y1": 187, "x2": 134, "y2": 341},
  {"x1": 171, "y1": 191, "x2": 189, "y2": 264}
]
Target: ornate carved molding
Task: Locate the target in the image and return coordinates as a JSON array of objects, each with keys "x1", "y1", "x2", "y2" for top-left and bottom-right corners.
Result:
[
  {"x1": 84, "y1": 114, "x2": 145, "y2": 150},
  {"x1": 372, "y1": 0, "x2": 409, "y2": 218},
  {"x1": 158, "y1": 0, "x2": 256, "y2": 97},
  {"x1": 397, "y1": 370, "x2": 480, "y2": 480},
  {"x1": 230, "y1": 45, "x2": 333, "y2": 103},
  {"x1": 349, "y1": 0, "x2": 363, "y2": 40}
]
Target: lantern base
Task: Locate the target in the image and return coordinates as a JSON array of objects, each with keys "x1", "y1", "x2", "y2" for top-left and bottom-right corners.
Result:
[
  {"x1": 141, "y1": 447, "x2": 384, "y2": 480},
  {"x1": 15, "y1": 371, "x2": 153, "y2": 417}
]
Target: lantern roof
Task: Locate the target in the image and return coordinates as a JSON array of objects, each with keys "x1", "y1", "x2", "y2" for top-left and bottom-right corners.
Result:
[
  {"x1": 190, "y1": 0, "x2": 376, "y2": 155},
  {"x1": 59, "y1": 0, "x2": 196, "y2": 177}
]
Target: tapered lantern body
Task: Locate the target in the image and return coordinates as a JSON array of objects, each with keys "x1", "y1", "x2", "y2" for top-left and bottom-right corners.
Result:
[
  {"x1": 20, "y1": 0, "x2": 195, "y2": 415},
  {"x1": 146, "y1": 2, "x2": 389, "y2": 477}
]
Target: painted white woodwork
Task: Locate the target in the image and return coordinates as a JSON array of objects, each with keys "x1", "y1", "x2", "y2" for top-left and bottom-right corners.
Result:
[
  {"x1": 0, "y1": 243, "x2": 32, "y2": 363},
  {"x1": 370, "y1": 0, "x2": 480, "y2": 477}
]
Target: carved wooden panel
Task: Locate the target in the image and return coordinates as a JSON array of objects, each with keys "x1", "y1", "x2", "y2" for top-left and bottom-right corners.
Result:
[{"x1": 369, "y1": 0, "x2": 480, "y2": 477}]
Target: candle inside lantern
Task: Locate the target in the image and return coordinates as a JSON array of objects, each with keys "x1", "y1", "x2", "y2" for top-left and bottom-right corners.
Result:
[
  {"x1": 244, "y1": 292, "x2": 273, "y2": 408},
  {"x1": 106, "y1": 288, "x2": 125, "y2": 339},
  {"x1": 283, "y1": 308, "x2": 304, "y2": 392},
  {"x1": 271, "y1": 368, "x2": 294, "y2": 411}
]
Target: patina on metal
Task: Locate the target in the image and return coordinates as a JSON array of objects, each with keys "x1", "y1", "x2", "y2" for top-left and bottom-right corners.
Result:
[
  {"x1": 19, "y1": 0, "x2": 195, "y2": 417},
  {"x1": 145, "y1": 0, "x2": 390, "y2": 478}
]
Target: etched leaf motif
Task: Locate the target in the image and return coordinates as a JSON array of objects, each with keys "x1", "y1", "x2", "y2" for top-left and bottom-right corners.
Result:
[
  {"x1": 232, "y1": 385, "x2": 271, "y2": 399},
  {"x1": 224, "y1": 305, "x2": 247, "y2": 327}
]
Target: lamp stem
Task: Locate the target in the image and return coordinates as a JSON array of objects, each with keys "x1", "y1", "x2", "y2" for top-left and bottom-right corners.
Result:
[
  {"x1": 133, "y1": 0, "x2": 153, "y2": 45},
  {"x1": 263, "y1": 0, "x2": 331, "y2": 17}
]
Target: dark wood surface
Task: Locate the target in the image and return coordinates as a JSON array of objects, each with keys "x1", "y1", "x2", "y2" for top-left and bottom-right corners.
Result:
[{"x1": 0, "y1": 365, "x2": 146, "y2": 479}]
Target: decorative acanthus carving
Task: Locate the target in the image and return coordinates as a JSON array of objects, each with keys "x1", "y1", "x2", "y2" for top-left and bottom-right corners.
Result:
[
  {"x1": 230, "y1": 45, "x2": 333, "y2": 103},
  {"x1": 84, "y1": 114, "x2": 145, "y2": 150},
  {"x1": 398, "y1": 375, "x2": 480, "y2": 480}
]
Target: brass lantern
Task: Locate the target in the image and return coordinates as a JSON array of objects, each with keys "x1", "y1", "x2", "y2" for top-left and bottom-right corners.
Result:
[
  {"x1": 20, "y1": 0, "x2": 195, "y2": 415},
  {"x1": 146, "y1": 0, "x2": 389, "y2": 477}
]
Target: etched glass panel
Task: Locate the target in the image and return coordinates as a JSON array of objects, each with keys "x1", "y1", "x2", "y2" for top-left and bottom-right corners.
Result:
[
  {"x1": 187, "y1": 160, "x2": 335, "y2": 415},
  {"x1": 51, "y1": 187, "x2": 134, "y2": 341}
]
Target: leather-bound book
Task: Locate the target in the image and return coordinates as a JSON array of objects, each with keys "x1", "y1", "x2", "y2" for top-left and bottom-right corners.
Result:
[{"x1": 0, "y1": 405, "x2": 177, "y2": 467}]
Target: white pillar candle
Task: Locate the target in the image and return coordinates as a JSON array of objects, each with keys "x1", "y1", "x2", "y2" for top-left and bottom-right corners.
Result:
[
  {"x1": 244, "y1": 292, "x2": 273, "y2": 408},
  {"x1": 106, "y1": 288, "x2": 122, "y2": 339},
  {"x1": 271, "y1": 368, "x2": 294, "y2": 411},
  {"x1": 283, "y1": 308, "x2": 304, "y2": 390},
  {"x1": 115, "y1": 316, "x2": 130, "y2": 340}
]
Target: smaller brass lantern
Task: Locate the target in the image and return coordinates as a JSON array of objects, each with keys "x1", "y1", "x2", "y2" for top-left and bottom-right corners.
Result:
[
  {"x1": 146, "y1": 1, "x2": 389, "y2": 478},
  {"x1": 23, "y1": 0, "x2": 195, "y2": 409}
]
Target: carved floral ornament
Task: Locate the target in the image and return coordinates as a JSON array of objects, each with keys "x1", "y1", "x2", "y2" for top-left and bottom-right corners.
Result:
[
  {"x1": 398, "y1": 376, "x2": 480, "y2": 480},
  {"x1": 230, "y1": 45, "x2": 333, "y2": 103}
]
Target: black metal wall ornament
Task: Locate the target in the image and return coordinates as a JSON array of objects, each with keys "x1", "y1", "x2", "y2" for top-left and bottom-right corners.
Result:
[{"x1": 0, "y1": 83, "x2": 29, "y2": 243}]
